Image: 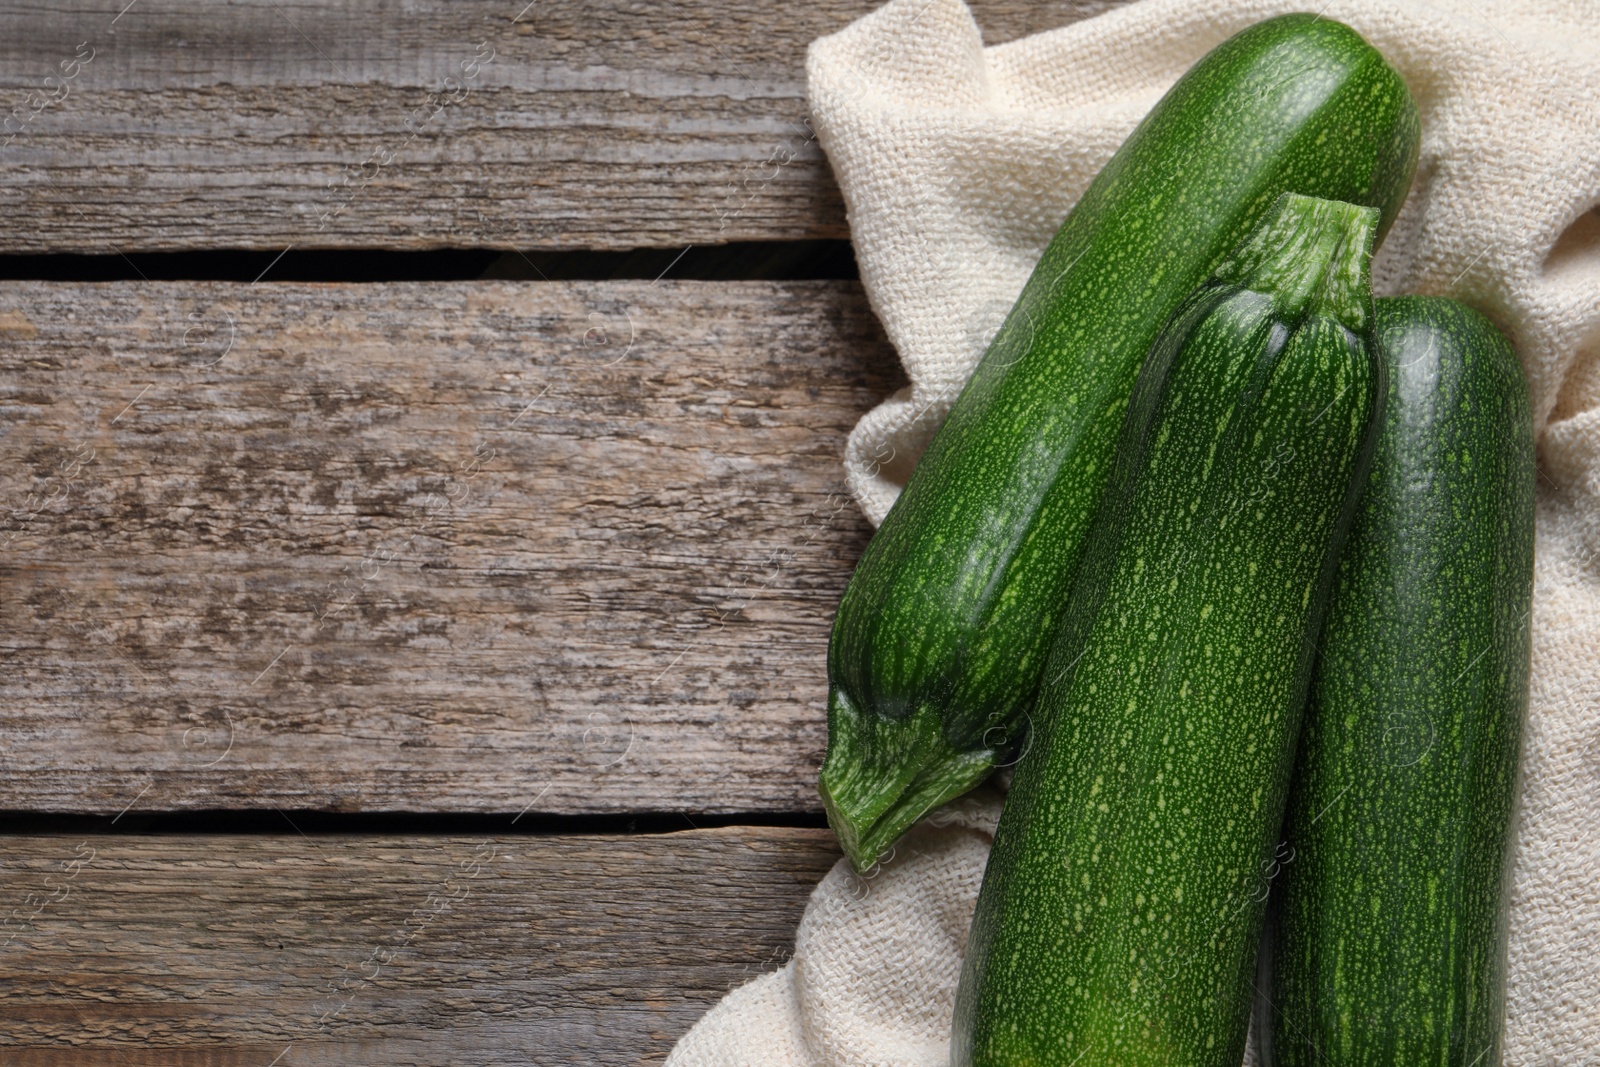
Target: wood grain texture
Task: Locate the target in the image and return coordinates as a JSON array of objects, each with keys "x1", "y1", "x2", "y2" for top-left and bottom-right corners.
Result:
[
  {"x1": 0, "y1": 0, "x2": 1128, "y2": 253},
  {"x1": 0, "y1": 825, "x2": 842, "y2": 1064},
  {"x1": 0, "y1": 279, "x2": 904, "y2": 814}
]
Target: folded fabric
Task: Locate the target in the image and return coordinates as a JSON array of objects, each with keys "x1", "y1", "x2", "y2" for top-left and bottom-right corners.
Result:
[{"x1": 667, "y1": 0, "x2": 1600, "y2": 1063}]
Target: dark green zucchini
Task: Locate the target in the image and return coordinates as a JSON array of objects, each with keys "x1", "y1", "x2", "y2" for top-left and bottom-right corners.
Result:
[
  {"x1": 822, "y1": 13, "x2": 1419, "y2": 871},
  {"x1": 1259, "y1": 297, "x2": 1535, "y2": 1067},
  {"x1": 951, "y1": 192, "x2": 1385, "y2": 1067}
]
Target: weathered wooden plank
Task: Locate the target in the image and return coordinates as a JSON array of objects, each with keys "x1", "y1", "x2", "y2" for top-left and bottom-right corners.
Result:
[
  {"x1": 0, "y1": 0, "x2": 1127, "y2": 253},
  {"x1": 0, "y1": 279, "x2": 903, "y2": 813},
  {"x1": 0, "y1": 826, "x2": 840, "y2": 1063}
]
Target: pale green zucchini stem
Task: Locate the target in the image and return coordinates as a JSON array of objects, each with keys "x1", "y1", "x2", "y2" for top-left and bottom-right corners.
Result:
[{"x1": 1212, "y1": 192, "x2": 1378, "y2": 333}]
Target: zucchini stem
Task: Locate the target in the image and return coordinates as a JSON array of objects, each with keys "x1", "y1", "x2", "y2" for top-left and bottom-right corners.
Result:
[
  {"x1": 819, "y1": 687, "x2": 1000, "y2": 871},
  {"x1": 1212, "y1": 192, "x2": 1378, "y2": 333}
]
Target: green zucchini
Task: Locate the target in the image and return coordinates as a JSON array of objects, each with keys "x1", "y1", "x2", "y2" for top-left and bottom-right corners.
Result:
[
  {"x1": 822, "y1": 13, "x2": 1419, "y2": 871},
  {"x1": 950, "y1": 192, "x2": 1385, "y2": 1067},
  {"x1": 1259, "y1": 297, "x2": 1535, "y2": 1067}
]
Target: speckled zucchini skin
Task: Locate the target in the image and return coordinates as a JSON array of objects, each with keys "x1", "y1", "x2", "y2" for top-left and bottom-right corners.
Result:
[
  {"x1": 821, "y1": 13, "x2": 1420, "y2": 872},
  {"x1": 951, "y1": 194, "x2": 1386, "y2": 1067},
  {"x1": 1259, "y1": 297, "x2": 1535, "y2": 1067}
]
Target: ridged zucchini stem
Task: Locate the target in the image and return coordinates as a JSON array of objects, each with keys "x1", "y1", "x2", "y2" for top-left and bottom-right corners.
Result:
[
  {"x1": 819, "y1": 687, "x2": 996, "y2": 871},
  {"x1": 1213, "y1": 192, "x2": 1378, "y2": 333}
]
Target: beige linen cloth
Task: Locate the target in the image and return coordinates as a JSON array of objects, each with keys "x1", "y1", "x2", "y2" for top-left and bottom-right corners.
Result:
[{"x1": 667, "y1": 0, "x2": 1600, "y2": 1063}]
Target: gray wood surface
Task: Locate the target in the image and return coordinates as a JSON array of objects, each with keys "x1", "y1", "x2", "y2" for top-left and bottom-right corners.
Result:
[
  {"x1": 0, "y1": 279, "x2": 904, "y2": 814},
  {"x1": 0, "y1": 825, "x2": 841, "y2": 1064},
  {"x1": 0, "y1": 0, "x2": 1124, "y2": 253}
]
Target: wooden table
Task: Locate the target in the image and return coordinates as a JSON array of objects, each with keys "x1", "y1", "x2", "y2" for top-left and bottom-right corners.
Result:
[{"x1": 0, "y1": 1, "x2": 1113, "y2": 1061}]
